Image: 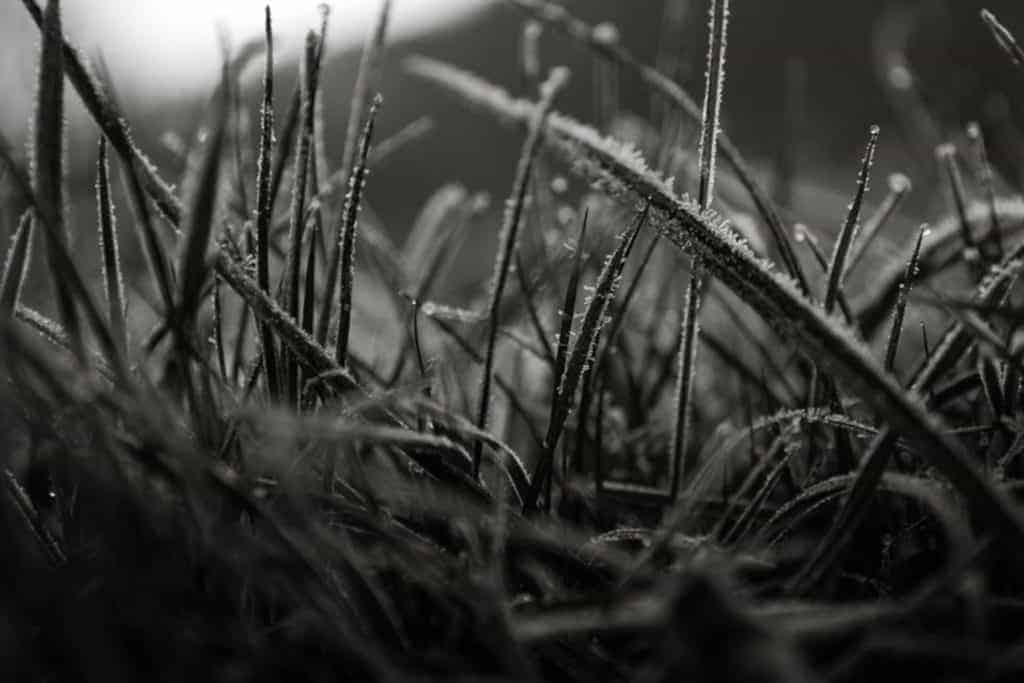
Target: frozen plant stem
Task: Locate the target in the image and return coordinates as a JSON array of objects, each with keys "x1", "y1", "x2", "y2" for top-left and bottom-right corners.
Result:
[
  {"x1": 670, "y1": 0, "x2": 728, "y2": 496},
  {"x1": 474, "y1": 66, "x2": 569, "y2": 478}
]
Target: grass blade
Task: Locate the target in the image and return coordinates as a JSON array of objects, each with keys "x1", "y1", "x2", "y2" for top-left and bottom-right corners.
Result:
[
  {"x1": 967, "y1": 121, "x2": 1003, "y2": 261},
  {"x1": 696, "y1": 0, "x2": 729, "y2": 210},
  {"x1": 884, "y1": 224, "x2": 927, "y2": 373},
  {"x1": 320, "y1": 0, "x2": 393, "y2": 342},
  {"x1": 525, "y1": 205, "x2": 647, "y2": 511},
  {"x1": 669, "y1": 266, "x2": 701, "y2": 500},
  {"x1": 19, "y1": 0, "x2": 183, "y2": 225},
  {"x1": 0, "y1": 212, "x2": 35, "y2": 316},
  {"x1": 982, "y1": 9, "x2": 1024, "y2": 68},
  {"x1": 33, "y1": 0, "x2": 82, "y2": 361},
  {"x1": 334, "y1": 95, "x2": 382, "y2": 368},
  {"x1": 255, "y1": 6, "x2": 280, "y2": 401},
  {"x1": 937, "y1": 143, "x2": 980, "y2": 273},
  {"x1": 96, "y1": 138, "x2": 126, "y2": 351},
  {"x1": 824, "y1": 125, "x2": 880, "y2": 315},
  {"x1": 281, "y1": 32, "x2": 322, "y2": 402},
  {"x1": 474, "y1": 66, "x2": 570, "y2": 477},
  {"x1": 553, "y1": 210, "x2": 589, "y2": 405}
]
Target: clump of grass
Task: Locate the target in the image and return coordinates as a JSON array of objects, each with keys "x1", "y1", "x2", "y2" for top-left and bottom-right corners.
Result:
[{"x1": 9, "y1": 1, "x2": 1024, "y2": 681}]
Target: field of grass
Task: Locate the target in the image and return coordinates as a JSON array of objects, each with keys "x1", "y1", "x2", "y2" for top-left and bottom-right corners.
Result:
[{"x1": 6, "y1": 0, "x2": 1024, "y2": 680}]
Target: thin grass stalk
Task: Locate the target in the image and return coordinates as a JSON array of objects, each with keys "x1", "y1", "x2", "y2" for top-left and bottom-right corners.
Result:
[
  {"x1": 696, "y1": 0, "x2": 729, "y2": 210},
  {"x1": 670, "y1": 266, "x2": 701, "y2": 500},
  {"x1": 334, "y1": 95, "x2": 381, "y2": 368},
  {"x1": 95, "y1": 138, "x2": 126, "y2": 351},
  {"x1": 474, "y1": 67, "x2": 570, "y2": 478},
  {"x1": 320, "y1": 0, "x2": 392, "y2": 341},
  {"x1": 884, "y1": 224, "x2": 927, "y2": 373},
  {"x1": 0, "y1": 212, "x2": 35, "y2": 316},
  {"x1": 213, "y1": 275, "x2": 227, "y2": 381},
  {"x1": 825, "y1": 125, "x2": 880, "y2": 315},
  {"x1": 553, "y1": 209, "x2": 589, "y2": 404},
  {"x1": 505, "y1": 0, "x2": 810, "y2": 297},
  {"x1": 281, "y1": 33, "x2": 322, "y2": 403},
  {"x1": 524, "y1": 205, "x2": 647, "y2": 511},
  {"x1": 937, "y1": 143, "x2": 980, "y2": 272},
  {"x1": 846, "y1": 172, "x2": 911, "y2": 275},
  {"x1": 982, "y1": 9, "x2": 1024, "y2": 68},
  {"x1": 967, "y1": 121, "x2": 1003, "y2": 260},
  {"x1": 794, "y1": 224, "x2": 856, "y2": 325},
  {"x1": 255, "y1": 6, "x2": 280, "y2": 401},
  {"x1": 669, "y1": 0, "x2": 728, "y2": 499}
]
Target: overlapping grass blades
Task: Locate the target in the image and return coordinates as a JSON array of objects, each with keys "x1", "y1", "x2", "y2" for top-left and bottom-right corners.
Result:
[
  {"x1": 506, "y1": 0, "x2": 810, "y2": 297},
  {"x1": 408, "y1": 56, "x2": 1024, "y2": 545},
  {"x1": 0, "y1": 212, "x2": 34, "y2": 316},
  {"x1": 475, "y1": 66, "x2": 569, "y2": 477},
  {"x1": 524, "y1": 205, "x2": 647, "y2": 511},
  {"x1": 320, "y1": 0, "x2": 393, "y2": 346}
]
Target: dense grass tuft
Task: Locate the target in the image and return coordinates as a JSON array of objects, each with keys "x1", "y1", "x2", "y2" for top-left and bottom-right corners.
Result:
[{"x1": 8, "y1": 1, "x2": 1024, "y2": 681}]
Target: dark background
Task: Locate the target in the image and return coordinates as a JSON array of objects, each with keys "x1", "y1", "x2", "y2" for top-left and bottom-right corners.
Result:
[{"x1": 5, "y1": 0, "x2": 1024, "y2": 293}]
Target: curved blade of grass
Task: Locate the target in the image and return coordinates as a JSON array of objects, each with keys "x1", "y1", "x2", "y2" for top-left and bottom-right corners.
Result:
[
  {"x1": 475, "y1": 66, "x2": 570, "y2": 477},
  {"x1": 524, "y1": 205, "x2": 647, "y2": 511},
  {"x1": 505, "y1": 0, "x2": 810, "y2": 297},
  {"x1": 15, "y1": 305, "x2": 115, "y2": 383},
  {"x1": 884, "y1": 224, "x2": 927, "y2": 372},
  {"x1": 825, "y1": 125, "x2": 879, "y2": 315},
  {"x1": 0, "y1": 212, "x2": 35, "y2": 316},
  {"x1": 409, "y1": 59, "x2": 1024, "y2": 544},
  {"x1": 334, "y1": 95, "x2": 382, "y2": 368},
  {"x1": 96, "y1": 138, "x2": 126, "y2": 351},
  {"x1": 255, "y1": 6, "x2": 280, "y2": 401},
  {"x1": 19, "y1": 0, "x2": 183, "y2": 225}
]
